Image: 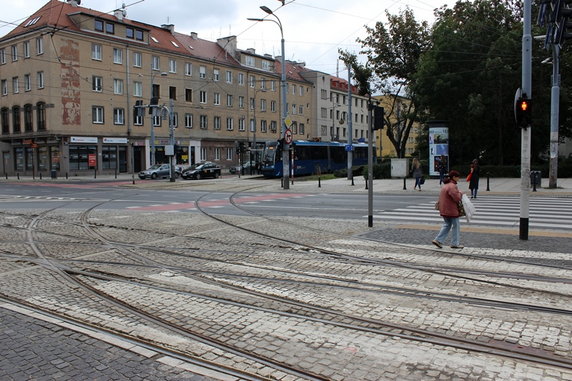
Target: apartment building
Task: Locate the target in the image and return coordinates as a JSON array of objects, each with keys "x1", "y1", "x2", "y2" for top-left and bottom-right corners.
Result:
[
  {"x1": 300, "y1": 70, "x2": 371, "y2": 143},
  {"x1": 0, "y1": 0, "x2": 312, "y2": 176}
]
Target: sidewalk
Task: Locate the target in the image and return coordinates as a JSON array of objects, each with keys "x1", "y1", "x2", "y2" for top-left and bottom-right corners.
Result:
[{"x1": 2, "y1": 173, "x2": 572, "y2": 196}]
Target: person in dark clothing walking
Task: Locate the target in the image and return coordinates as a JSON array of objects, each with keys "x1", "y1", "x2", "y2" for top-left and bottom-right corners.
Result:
[{"x1": 468, "y1": 159, "x2": 480, "y2": 199}]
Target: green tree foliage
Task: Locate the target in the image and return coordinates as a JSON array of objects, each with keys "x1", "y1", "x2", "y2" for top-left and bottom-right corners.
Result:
[
  {"x1": 357, "y1": 8, "x2": 431, "y2": 158},
  {"x1": 412, "y1": 0, "x2": 570, "y2": 166}
]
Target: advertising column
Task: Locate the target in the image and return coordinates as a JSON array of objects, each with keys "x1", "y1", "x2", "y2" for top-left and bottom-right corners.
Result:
[{"x1": 428, "y1": 123, "x2": 449, "y2": 177}]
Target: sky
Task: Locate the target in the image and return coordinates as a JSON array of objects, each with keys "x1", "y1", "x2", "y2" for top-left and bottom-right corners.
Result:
[{"x1": 1, "y1": 0, "x2": 450, "y2": 77}]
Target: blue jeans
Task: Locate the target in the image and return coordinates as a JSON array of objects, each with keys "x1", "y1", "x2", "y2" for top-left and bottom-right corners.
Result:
[
  {"x1": 435, "y1": 217, "x2": 460, "y2": 246},
  {"x1": 414, "y1": 176, "x2": 422, "y2": 189}
]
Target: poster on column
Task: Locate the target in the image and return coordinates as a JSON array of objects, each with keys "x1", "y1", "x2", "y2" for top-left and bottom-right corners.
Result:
[{"x1": 428, "y1": 127, "x2": 449, "y2": 177}]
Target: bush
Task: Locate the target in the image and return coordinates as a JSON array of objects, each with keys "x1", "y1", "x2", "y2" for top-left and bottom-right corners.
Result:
[
  {"x1": 333, "y1": 165, "x2": 365, "y2": 178},
  {"x1": 363, "y1": 161, "x2": 391, "y2": 179}
]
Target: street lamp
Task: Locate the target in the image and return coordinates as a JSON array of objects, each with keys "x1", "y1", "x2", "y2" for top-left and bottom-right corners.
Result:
[{"x1": 248, "y1": 6, "x2": 289, "y2": 189}]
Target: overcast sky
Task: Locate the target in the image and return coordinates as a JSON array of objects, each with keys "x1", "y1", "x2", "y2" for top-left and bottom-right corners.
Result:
[{"x1": 2, "y1": 0, "x2": 449, "y2": 77}]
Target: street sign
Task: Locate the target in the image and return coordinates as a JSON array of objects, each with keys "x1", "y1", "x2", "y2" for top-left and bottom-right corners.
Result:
[
  {"x1": 284, "y1": 116, "x2": 292, "y2": 128},
  {"x1": 284, "y1": 128, "x2": 293, "y2": 144},
  {"x1": 345, "y1": 144, "x2": 353, "y2": 152}
]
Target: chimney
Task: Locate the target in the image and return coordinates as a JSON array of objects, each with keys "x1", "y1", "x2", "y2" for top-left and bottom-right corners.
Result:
[
  {"x1": 114, "y1": 9, "x2": 126, "y2": 21},
  {"x1": 190, "y1": 32, "x2": 198, "y2": 39},
  {"x1": 161, "y1": 24, "x2": 174, "y2": 33},
  {"x1": 216, "y1": 36, "x2": 237, "y2": 56}
]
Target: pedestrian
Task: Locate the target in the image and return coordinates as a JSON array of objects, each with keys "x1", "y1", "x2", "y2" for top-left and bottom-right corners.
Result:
[
  {"x1": 411, "y1": 158, "x2": 423, "y2": 191},
  {"x1": 432, "y1": 170, "x2": 464, "y2": 249},
  {"x1": 468, "y1": 158, "x2": 480, "y2": 199},
  {"x1": 437, "y1": 155, "x2": 447, "y2": 185}
]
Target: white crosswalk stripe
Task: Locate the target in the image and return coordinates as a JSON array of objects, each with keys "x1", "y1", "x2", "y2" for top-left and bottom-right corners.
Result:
[{"x1": 371, "y1": 196, "x2": 572, "y2": 231}]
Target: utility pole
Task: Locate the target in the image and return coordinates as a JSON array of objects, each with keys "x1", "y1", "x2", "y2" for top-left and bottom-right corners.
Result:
[
  {"x1": 549, "y1": 44, "x2": 560, "y2": 188},
  {"x1": 347, "y1": 63, "x2": 353, "y2": 181},
  {"x1": 520, "y1": 0, "x2": 532, "y2": 240}
]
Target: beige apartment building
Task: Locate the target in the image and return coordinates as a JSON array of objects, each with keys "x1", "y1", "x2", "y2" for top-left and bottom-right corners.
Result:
[{"x1": 0, "y1": 0, "x2": 313, "y2": 176}]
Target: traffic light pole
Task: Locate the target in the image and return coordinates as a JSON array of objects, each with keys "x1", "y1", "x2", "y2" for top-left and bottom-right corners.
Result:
[
  {"x1": 520, "y1": 0, "x2": 532, "y2": 240},
  {"x1": 549, "y1": 44, "x2": 560, "y2": 188}
]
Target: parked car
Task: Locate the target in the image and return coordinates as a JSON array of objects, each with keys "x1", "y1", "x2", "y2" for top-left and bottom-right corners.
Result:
[
  {"x1": 138, "y1": 164, "x2": 179, "y2": 179},
  {"x1": 181, "y1": 162, "x2": 221, "y2": 180}
]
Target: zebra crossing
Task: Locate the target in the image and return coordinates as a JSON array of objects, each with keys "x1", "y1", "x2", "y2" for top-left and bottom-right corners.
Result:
[{"x1": 372, "y1": 196, "x2": 572, "y2": 231}]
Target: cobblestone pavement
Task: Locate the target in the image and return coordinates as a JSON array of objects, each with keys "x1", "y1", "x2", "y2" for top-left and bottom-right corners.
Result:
[{"x1": 1, "y1": 175, "x2": 571, "y2": 380}]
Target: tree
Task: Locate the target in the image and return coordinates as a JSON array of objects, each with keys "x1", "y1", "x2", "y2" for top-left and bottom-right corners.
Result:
[{"x1": 357, "y1": 8, "x2": 431, "y2": 158}]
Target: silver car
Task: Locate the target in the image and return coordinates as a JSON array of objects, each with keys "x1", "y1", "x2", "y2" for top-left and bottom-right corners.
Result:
[{"x1": 138, "y1": 164, "x2": 178, "y2": 179}]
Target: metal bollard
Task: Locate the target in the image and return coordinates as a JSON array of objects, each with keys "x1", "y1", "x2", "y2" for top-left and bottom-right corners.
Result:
[
  {"x1": 486, "y1": 173, "x2": 490, "y2": 191},
  {"x1": 318, "y1": 177, "x2": 321, "y2": 188},
  {"x1": 403, "y1": 178, "x2": 407, "y2": 190}
]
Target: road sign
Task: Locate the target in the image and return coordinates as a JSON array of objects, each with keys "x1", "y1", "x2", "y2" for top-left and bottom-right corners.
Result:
[
  {"x1": 345, "y1": 144, "x2": 353, "y2": 152},
  {"x1": 284, "y1": 116, "x2": 292, "y2": 128},
  {"x1": 284, "y1": 128, "x2": 293, "y2": 144}
]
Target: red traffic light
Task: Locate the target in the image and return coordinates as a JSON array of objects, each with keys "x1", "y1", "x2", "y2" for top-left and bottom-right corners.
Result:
[
  {"x1": 519, "y1": 100, "x2": 530, "y2": 112},
  {"x1": 515, "y1": 97, "x2": 532, "y2": 128}
]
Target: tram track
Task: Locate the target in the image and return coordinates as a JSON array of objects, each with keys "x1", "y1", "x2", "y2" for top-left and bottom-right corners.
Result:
[{"x1": 2, "y1": 194, "x2": 572, "y2": 379}]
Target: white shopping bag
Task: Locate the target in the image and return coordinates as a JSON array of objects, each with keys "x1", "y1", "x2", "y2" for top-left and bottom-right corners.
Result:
[{"x1": 461, "y1": 194, "x2": 476, "y2": 222}]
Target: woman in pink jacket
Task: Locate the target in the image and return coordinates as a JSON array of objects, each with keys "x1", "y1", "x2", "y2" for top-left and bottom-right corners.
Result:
[{"x1": 432, "y1": 170, "x2": 464, "y2": 249}]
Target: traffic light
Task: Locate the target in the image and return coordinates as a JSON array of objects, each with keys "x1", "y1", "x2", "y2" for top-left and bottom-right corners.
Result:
[
  {"x1": 515, "y1": 96, "x2": 532, "y2": 128},
  {"x1": 373, "y1": 106, "x2": 385, "y2": 130}
]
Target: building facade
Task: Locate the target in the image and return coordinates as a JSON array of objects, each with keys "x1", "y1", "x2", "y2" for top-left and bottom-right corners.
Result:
[{"x1": 0, "y1": 0, "x2": 313, "y2": 176}]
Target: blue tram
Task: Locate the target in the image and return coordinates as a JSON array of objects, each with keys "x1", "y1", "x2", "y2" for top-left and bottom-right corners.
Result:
[{"x1": 261, "y1": 140, "x2": 369, "y2": 178}]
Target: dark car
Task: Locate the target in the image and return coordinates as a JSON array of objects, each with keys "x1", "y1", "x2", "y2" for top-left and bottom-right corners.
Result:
[
  {"x1": 181, "y1": 162, "x2": 221, "y2": 180},
  {"x1": 138, "y1": 164, "x2": 179, "y2": 179}
]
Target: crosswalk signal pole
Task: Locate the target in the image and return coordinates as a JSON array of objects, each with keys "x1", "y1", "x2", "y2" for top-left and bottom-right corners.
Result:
[{"x1": 520, "y1": 0, "x2": 532, "y2": 240}]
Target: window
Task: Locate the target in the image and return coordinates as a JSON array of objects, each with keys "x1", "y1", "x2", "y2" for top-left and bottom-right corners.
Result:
[
  {"x1": 92, "y1": 106, "x2": 104, "y2": 124},
  {"x1": 261, "y1": 120, "x2": 267, "y2": 133},
  {"x1": 95, "y1": 19, "x2": 104, "y2": 32},
  {"x1": 213, "y1": 69, "x2": 220, "y2": 81},
  {"x1": 214, "y1": 116, "x2": 221, "y2": 130},
  {"x1": 12, "y1": 77, "x2": 19, "y2": 94},
  {"x1": 215, "y1": 147, "x2": 221, "y2": 160},
  {"x1": 185, "y1": 88, "x2": 193, "y2": 102},
  {"x1": 133, "y1": 81, "x2": 142, "y2": 97},
  {"x1": 0, "y1": 48, "x2": 5, "y2": 64},
  {"x1": 135, "y1": 29, "x2": 144, "y2": 41},
  {"x1": 199, "y1": 91, "x2": 207, "y2": 104},
  {"x1": 92, "y1": 43, "x2": 102, "y2": 60},
  {"x1": 69, "y1": 145, "x2": 97, "y2": 170},
  {"x1": 321, "y1": 107, "x2": 327, "y2": 118},
  {"x1": 133, "y1": 52, "x2": 142, "y2": 67},
  {"x1": 249, "y1": 75, "x2": 255, "y2": 88},
  {"x1": 92, "y1": 76, "x2": 102, "y2": 92},
  {"x1": 299, "y1": 123, "x2": 305, "y2": 135},
  {"x1": 249, "y1": 97, "x2": 255, "y2": 111},
  {"x1": 226, "y1": 70, "x2": 232, "y2": 83},
  {"x1": 24, "y1": 104, "x2": 33, "y2": 132},
  {"x1": 113, "y1": 79, "x2": 123, "y2": 95},
  {"x1": 238, "y1": 118, "x2": 245, "y2": 131},
  {"x1": 169, "y1": 86, "x2": 176, "y2": 100},
  {"x1": 200, "y1": 147, "x2": 207, "y2": 161},
  {"x1": 36, "y1": 37, "x2": 43, "y2": 55},
  {"x1": 23, "y1": 41, "x2": 30, "y2": 58},
  {"x1": 37, "y1": 71, "x2": 44, "y2": 89},
  {"x1": 12, "y1": 106, "x2": 21, "y2": 133},
  {"x1": 153, "y1": 114, "x2": 161, "y2": 127},
  {"x1": 226, "y1": 94, "x2": 233, "y2": 107},
  {"x1": 106, "y1": 22, "x2": 114, "y2": 34},
  {"x1": 261, "y1": 78, "x2": 266, "y2": 90},
  {"x1": 226, "y1": 148, "x2": 233, "y2": 160},
  {"x1": 213, "y1": 92, "x2": 220, "y2": 105},
  {"x1": 271, "y1": 80, "x2": 276, "y2": 91},
  {"x1": 169, "y1": 59, "x2": 176, "y2": 73},
  {"x1": 238, "y1": 96, "x2": 244, "y2": 109},
  {"x1": 1, "y1": 107, "x2": 9, "y2": 134},
  {"x1": 11, "y1": 45, "x2": 18, "y2": 61},
  {"x1": 226, "y1": 117, "x2": 234, "y2": 131},
  {"x1": 238, "y1": 73, "x2": 244, "y2": 85},
  {"x1": 199, "y1": 66, "x2": 206, "y2": 79},
  {"x1": 184, "y1": 113, "x2": 193, "y2": 128},
  {"x1": 134, "y1": 109, "x2": 143, "y2": 126},
  {"x1": 1, "y1": 80, "x2": 7, "y2": 96},
  {"x1": 200, "y1": 115, "x2": 208, "y2": 129},
  {"x1": 172, "y1": 112, "x2": 179, "y2": 128},
  {"x1": 299, "y1": 105, "x2": 304, "y2": 114},
  {"x1": 250, "y1": 119, "x2": 255, "y2": 133},
  {"x1": 245, "y1": 56, "x2": 254, "y2": 67},
  {"x1": 112, "y1": 48, "x2": 122, "y2": 64},
  {"x1": 262, "y1": 60, "x2": 270, "y2": 71},
  {"x1": 185, "y1": 62, "x2": 192, "y2": 76},
  {"x1": 126, "y1": 27, "x2": 134, "y2": 39},
  {"x1": 24, "y1": 74, "x2": 31, "y2": 91},
  {"x1": 152, "y1": 56, "x2": 160, "y2": 70},
  {"x1": 271, "y1": 100, "x2": 276, "y2": 112},
  {"x1": 261, "y1": 99, "x2": 267, "y2": 112},
  {"x1": 270, "y1": 121, "x2": 277, "y2": 132}
]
